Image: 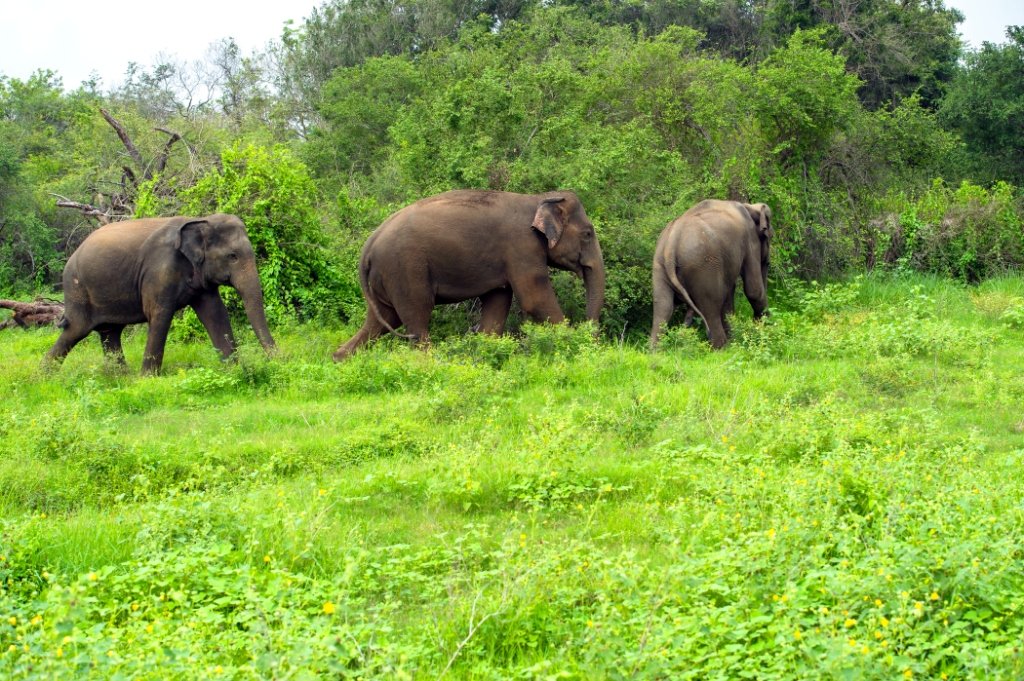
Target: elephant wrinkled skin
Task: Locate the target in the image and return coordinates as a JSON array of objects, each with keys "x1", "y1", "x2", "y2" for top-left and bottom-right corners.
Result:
[
  {"x1": 46, "y1": 213, "x2": 276, "y2": 373},
  {"x1": 334, "y1": 189, "x2": 606, "y2": 360},
  {"x1": 650, "y1": 199, "x2": 773, "y2": 349}
]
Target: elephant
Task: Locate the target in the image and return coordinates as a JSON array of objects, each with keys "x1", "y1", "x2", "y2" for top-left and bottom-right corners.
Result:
[
  {"x1": 45, "y1": 213, "x2": 276, "y2": 374},
  {"x1": 333, "y1": 189, "x2": 606, "y2": 360},
  {"x1": 650, "y1": 199, "x2": 773, "y2": 349}
]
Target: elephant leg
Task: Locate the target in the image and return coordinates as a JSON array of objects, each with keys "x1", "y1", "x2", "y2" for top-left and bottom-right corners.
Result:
[
  {"x1": 191, "y1": 292, "x2": 237, "y2": 359},
  {"x1": 44, "y1": 319, "x2": 93, "y2": 365},
  {"x1": 141, "y1": 308, "x2": 175, "y2": 374},
  {"x1": 332, "y1": 302, "x2": 400, "y2": 361},
  {"x1": 97, "y1": 324, "x2": 127, "y2": 365},
  {"x1": 479, "y1": 288, "x2": 513, "y2": 334},
  {"x1": 725, "y1": 281, "x2": 736, "y2": 316},
  {"x1": 705, "y1": 312, "x2": 729, "y2": 349},
  {"x1": 743, "y1": 274, "x2": 768, "y2": 320},
  {"x1": 650, "y1": 272, "x2": 677, "y2": 349},
  {"x1": 514, "y1": 276, "x2": 565, "y2": 325}
]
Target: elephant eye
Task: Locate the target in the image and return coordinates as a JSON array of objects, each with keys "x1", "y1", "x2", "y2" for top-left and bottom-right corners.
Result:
[{"x1": 229, "y1": 252, "x2": 239, "y2": 262}]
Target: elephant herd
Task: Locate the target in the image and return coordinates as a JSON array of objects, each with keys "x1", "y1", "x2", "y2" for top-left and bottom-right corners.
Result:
[{"x1": 44, "y1": 190, "x2": 772, "y2": 373}]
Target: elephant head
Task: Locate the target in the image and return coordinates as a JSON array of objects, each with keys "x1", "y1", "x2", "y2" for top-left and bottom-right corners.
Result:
[
  {"x1": 175, "y1": 214, "x2": 276, "y2": 351},
  {"x1": 744, "y1": 203, "x2": 773, "y2": 291},
  {"x1": 531, "y1": 194, "x2": 606, "y2": 322}
]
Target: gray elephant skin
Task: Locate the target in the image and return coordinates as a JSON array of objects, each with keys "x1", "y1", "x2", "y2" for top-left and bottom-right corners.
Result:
[
  {"x1": 46, "y1": 213, "x2": 276, "y2": 373},
  {"x1": 651, "y1": 199, "x2": 773, "y2": 349},
  {"x1": 334, "y1": 189, "x2": 606, "y2": 360}
]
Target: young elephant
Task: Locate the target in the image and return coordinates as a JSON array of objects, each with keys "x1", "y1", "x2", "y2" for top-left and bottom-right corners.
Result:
[
  {"x1": 651, "y1": 199, "x2": 772, "y2": 349},
  {"x1": 46, "y1": 214, "x2": 276, "y2": 374},
  {"x1": 333, "y1": 189, "x2": 606, "y2": 360}
]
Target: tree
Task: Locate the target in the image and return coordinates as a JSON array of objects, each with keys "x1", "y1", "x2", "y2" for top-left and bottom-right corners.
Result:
[{"x1": 940, "y1": 27, "x2": 1024, "y2": 185}]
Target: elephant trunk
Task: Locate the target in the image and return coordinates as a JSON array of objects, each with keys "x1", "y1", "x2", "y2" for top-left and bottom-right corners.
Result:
[
  {"x1": 582, "y1": 259, "x2": 605, "y2": 324},
  {"x1": 233, "y1": 266, "x2": 276, "y2": 351}
]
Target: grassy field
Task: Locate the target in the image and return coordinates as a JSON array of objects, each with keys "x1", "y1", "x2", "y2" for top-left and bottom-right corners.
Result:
[{"x1": 1, "y1": 273, "x2": 1023, "y2": 679}]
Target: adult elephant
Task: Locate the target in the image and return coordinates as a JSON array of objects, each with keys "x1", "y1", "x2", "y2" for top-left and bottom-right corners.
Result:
[
  {"x1": 46, "y1": 214, "x2": 276, "y2": 373},
  {"x1": 650, "y1": 199, "x2": 772, "y2": 349},
  {"x1": 333, "y1": 190, "x2": 605, "y2": 360}
]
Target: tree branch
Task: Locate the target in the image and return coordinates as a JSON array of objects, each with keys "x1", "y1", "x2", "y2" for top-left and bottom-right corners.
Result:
[
  {"x1": 153, "y1": 127, "x2": 183, "y2": 175},
  {"x1": 100, "y1": 107, "x2": 145, "y2": 169},
  {"x1": 52, "y1": 194, "x2": 112, "y2": 225}
]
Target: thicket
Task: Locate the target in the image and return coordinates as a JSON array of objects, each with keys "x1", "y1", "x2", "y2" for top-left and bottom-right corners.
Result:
[{"x1": 1, "y1": 3, "x2": 1022, "y2": 338}]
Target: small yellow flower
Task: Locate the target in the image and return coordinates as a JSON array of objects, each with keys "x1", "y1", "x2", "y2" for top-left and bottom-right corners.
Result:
[
  {"x1": 215, "y1": 665, "x2": 223, "y2": 673},
  {"x1": 844, "y1": 618, "x2": 857, "y2": 628},
  {"x1": 874, "y1": 599, "x2": 883, "y2": 607},
  {"x1": 793, "y1": 629, "x2": 802, "y2": 641},
  {"x1": 31, "y1": 615, "x2": 42, "y2": 625},
  {"x1": 131, "y1": 603, "x2": 139, "y2": 612},
  {"x1": 586, "y1": 620, "x2": 594, "y2": 628},
  {"x1": 146, "y1": 624, "x2": 154, "y2": 634},
  {"x1": 263, "y1": 555, "x2": 271, "y2": 564},
  {"x1": 318, "y1": 488, "x2": 327, "y2": 496},
  {"x1": 766, "y1": 528, "x2": 776, "y2": 539},
  {"x1": 39, "y1": 513, "x2": 47, "y2": 519},
  {"x1": 56, "y1": 647, "x2": 63, "y2": 658},
  {"x1": 861, "y1": 645, "x2": 870, "y2": 655},
  {"x1": 62, "y1": 636, "x2": 71, "y2": 645},
  {"x1": 87, "y1": 572, "x2": 98, "y2": 581},
  {"x1": 322, "y1": 601, "x2": 336, "y2": 615},
  {"x1": 7, "y1": 617, "x2": 16, "y2": 626},
  {"x1": 874, "y1": 630, "x2": 883, "y2": 639},
  {"x1": 903, "y1": 670, "x2": 913, "y2": 679},
  {"x1": 930, "y1": 591, "x2": 940, "y2": 601}
]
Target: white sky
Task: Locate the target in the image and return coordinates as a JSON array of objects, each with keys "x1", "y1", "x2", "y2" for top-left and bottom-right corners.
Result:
[
  {"x1": 0, "y1": 0, "x2": 1021, "y2": 90},
  {"x1": 0, "y1": 1, "x2": 321, "y2": 89}
]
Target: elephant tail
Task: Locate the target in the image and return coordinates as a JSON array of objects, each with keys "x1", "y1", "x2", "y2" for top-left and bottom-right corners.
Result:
[
  {"x1": 360, "y1": 256, "x2": 415, "y2": 341},
  {"x1": 664, "y1": 247, "x2": 708, "y2": 330}
]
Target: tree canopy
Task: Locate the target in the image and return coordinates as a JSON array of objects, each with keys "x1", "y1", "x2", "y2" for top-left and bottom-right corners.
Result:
[{"x1": 1, "y1": 3, "x2": 1021, "y2": 335}]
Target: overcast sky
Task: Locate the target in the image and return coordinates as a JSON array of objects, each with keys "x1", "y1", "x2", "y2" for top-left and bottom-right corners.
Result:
[{"x1": 0, "y1": 0, "x2": 1021, "y2": 90}]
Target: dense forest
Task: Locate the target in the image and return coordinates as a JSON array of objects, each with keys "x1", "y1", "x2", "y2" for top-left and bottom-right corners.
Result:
[{"x1": 2, "y1": 0, "x2": 1022, "y2": 337}]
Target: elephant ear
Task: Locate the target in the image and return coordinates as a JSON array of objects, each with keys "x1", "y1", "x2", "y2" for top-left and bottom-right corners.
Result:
[
  {"x1": 744, "y1": 203, "x2": 773, "y2": 239},
  {"x1": 531, "y1": 197, "x2": 566, "y2": 249},
  {"x1": 174, "y1": 219, "x2": 209, "y2": 286}
]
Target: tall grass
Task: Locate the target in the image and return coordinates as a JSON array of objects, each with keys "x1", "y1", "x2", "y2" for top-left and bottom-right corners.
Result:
[{"x1": 1, "y1": 273, "x2": 1023, "y2": 679}]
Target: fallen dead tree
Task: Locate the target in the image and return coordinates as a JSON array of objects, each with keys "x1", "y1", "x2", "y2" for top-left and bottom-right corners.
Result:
[{"x1": 0, "y1": 298, "x2": 65, "y2": 330}]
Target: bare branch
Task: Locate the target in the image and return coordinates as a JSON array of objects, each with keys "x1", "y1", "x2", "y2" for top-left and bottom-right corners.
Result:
[
  {"x1": 100, "y1": 108, "x2": 145, "y2": 169},
  {"x1": 153, "y1": 127, "x2": 183, "y2": 174},
  {"x1": 52, "y1": 194, "x2": 112, "y2": 225}
]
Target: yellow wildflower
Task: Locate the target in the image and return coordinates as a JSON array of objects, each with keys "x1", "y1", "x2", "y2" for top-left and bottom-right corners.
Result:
[{"x1": 323, "y1": 601, "x2": 336, "y2": 615}]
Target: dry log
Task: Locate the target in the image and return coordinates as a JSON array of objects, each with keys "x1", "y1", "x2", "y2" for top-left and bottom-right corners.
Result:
[
  {"x1": 0, "y1": 298, "x2": 65, "y2": 330},
  {"x1": 53, "y1": 198, "x2": 111, "y2": 225}
]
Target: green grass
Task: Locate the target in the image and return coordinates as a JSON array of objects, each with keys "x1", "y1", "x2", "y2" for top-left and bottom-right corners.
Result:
[{"x1": 1, "y1": 273, "x2": 1023, "y2": 679}]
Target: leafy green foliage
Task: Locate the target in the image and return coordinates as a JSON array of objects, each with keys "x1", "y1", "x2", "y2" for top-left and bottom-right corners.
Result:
[
  {"x1": 171, "y1": 143, "x2": 354, "y2": 322},
  {"x1": 866, "y1": 180, "x2": 1024, "y2": 281},
  {"x1": 940, "y1": 28, "x2": 1024, "y2": 186}
]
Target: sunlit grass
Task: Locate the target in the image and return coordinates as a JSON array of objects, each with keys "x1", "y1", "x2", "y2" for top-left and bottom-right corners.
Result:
[{"x1": 1, "y1": 273, "x2": 1023, "y2": 678}]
